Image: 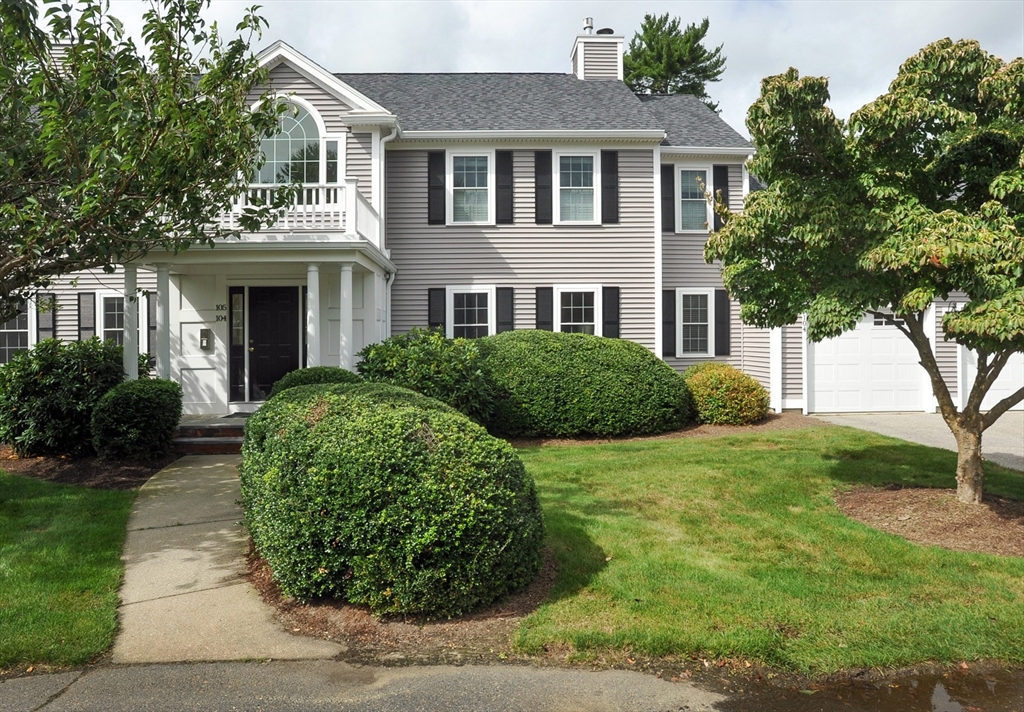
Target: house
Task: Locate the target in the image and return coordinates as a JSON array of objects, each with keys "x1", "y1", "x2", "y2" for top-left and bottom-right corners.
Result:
[{"x1": 3, "y1": 22, "x2": 1020, "y2": 416}]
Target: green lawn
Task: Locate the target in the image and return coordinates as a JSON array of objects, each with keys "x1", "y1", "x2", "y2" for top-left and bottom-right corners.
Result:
[
  {"x1": 515, "y1": 425, "x2": 1024, "y2": 673},
  {"x1": 0, "y1": 472, "x2": 135, "y2": 668}
]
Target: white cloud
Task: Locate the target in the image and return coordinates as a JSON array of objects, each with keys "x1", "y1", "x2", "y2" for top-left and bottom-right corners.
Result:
[{"x1": 106, "y1": 0, "x2": 1024, "y2": 136}]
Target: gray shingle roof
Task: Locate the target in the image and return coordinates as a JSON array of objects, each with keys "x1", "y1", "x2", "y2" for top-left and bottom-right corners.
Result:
[
  {"x1": 336, "y1": 73, "x2": 662, "y2": 132},
  {"x1": 638, "y1": 94, "x2": 752, "y2": 149}
]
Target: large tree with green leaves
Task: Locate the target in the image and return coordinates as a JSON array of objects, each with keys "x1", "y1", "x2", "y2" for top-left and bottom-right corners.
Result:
[
  {"x1": 623, "y1": 14, "x2": 726, "y2": 112},
  {"x1": 706, "y1": 39, "x2": 1024, "y2": 504},
  {"x1": 0, "y1": 0, "x2": 291, "y2": 323}
]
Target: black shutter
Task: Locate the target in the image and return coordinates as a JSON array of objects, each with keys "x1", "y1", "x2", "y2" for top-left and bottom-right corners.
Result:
[
  {"x1": 661, "y1": 164, "x2": 675, "y2": 232},
  {"x1": 535, "y1": 287, "x2": 553, "y2": 330},
  {"x1": 36, "y1": 293, "x2": 56, "y2": 342},
  {"x1": 496, "y1": 288, "x2": 515, "y2": 333},
  {"x1": 601, "y1": 150, "x2": 619, "y2": 225},
  {"x1": 534, "y1": 151, "x2": 552, "y2": 225},
  {"x1": 663, "y1": 290, "x2": 676, "y2": 357},
  {"x1": 602, "y1": 286, "x2": 620, "y2": 338},
  {"x1": 713, "y1": 165, "x2": 730, "y2": 231},
  {"x1": 428, "y1": 288, "x2": 446, "y2": 329},
  {"x1": 714, "y1": 289, "x2": 731, "y2": 356},
  {"x1": 147, "y1": 292, "x2": 157, "y2": 355},
  {"x1": 496, "y1": 151, "x2": 514, "y2": 224},
  {"x1": 427, "y1": 151, "x2": 445, "y2": 225},
  {"x1": 78, "y1": 293, "x2": 95, "y2": 340}
]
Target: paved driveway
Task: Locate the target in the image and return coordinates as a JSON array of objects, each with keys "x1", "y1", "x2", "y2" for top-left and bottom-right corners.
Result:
[{"x1": 814, "y1": 411, "x2": 1023, "y2": 472}]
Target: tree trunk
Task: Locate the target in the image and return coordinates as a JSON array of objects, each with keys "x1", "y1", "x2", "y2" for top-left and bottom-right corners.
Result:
[{"x1": 954, "y1": 424, "x2": 985, "y2": 505}]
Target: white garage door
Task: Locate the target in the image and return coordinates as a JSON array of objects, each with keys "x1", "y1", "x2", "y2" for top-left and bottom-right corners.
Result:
[
  {"x1": 809, "y1": 314, "x2": 924, "y2": 413},
  {"x1": 962, "y1": 349, "x2": 1024, "y2": 411}
]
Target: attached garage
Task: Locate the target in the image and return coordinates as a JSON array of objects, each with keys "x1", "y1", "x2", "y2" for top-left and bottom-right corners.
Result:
[
  {"x1": 961, "y1": 349, "x2": 1024, "y2": 412},
  {"x1": 807, "y1": 313, "x2": 925, "y2": 413}
]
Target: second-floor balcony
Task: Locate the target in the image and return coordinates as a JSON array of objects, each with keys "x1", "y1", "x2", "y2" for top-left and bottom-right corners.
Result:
[{"x1": 216, "y1": 177, "x2": 380, "y2": 247}]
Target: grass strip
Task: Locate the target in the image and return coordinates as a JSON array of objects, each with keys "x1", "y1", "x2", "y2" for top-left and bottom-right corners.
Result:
[
  {"x1": 0, "y1": 471, "x2": 134, "y2": 668},
  {"x1": 516, "y1": 425, "x2": 1024, "y2": 673}
]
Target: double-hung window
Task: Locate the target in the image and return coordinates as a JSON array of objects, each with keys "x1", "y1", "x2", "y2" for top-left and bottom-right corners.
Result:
[
  {"x1": 445, "y1": 285, "x2": 496, "y2": 338},
  {"x1": 448, "y1": 152, "x2": 494, "y2": 224},
  {"x1": 0, "y1": 311, "x2": 29, "y2": 364},
  {"x1": 555, "y1": 152, "x2": 600, "y2": 224},
  {"x1": 677, "y1": 289, "x2": 714, "y2": 356},
  {"x1": 678, "y1": 167, "x2": 711, "y2": 231},
  {"x1": 102, "y1": 296, "x2": 126, "y2": 345},
  {"x1": 554, "y1": 285, "x2": 602, "y2": 336}
]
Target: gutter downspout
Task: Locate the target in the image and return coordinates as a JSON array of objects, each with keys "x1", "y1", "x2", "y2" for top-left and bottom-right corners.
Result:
[{"x1": 379, "y1": 124, "x2": 399, "y2": 339}]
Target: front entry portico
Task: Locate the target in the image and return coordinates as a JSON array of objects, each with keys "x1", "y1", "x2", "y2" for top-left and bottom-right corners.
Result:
[{"x1": 128, "y1": 241, "x2": 394, "y2": 415}]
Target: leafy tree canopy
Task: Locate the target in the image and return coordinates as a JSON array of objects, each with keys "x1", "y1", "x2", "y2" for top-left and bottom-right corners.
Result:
[
  {"x1": 0, "y1": 0, "x2": 291, "y2": 322},
  {"x1": 623, "y1": 14, "x2": 726, "y2": 112},
  {"x1": 706, "y1": 38, "x2": 1024, "y2": 504}
]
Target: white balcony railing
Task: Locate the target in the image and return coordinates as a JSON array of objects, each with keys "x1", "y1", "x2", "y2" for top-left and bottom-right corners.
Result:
[{"x1": 217, "y1": 178, "x2": 380, "y2": 246}]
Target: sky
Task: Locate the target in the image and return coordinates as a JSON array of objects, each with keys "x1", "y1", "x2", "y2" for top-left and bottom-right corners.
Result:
[{"x1": 104, "y1": 0, "x2": 1024, "y2": 138}]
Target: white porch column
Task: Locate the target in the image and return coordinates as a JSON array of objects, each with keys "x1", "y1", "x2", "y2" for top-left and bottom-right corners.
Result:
[
  {"x1": 769, "y1": 327, "x2": 783, "y2": 413},
  {"x1": 123, "y1": 263, "x2": 139, "y2": 380},
  {"x1": 306, "y1": 263, "x2": 321, "y2": 367},
  {"x1": 339, "y1": 262, "x2": 354, "y2": 370},
  {"x1": 156, "y1": 264, "x2": 170, "y2": 379}
]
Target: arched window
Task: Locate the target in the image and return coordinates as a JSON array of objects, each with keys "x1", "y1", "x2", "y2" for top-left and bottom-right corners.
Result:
[{"x1": 257, "y1": 104, "x2": 338, "y2": 185}]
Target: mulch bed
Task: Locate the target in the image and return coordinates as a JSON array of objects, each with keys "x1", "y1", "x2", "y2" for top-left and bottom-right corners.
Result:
[
  {"x1": 0, "y1": 444, "x2": 178, "y2": 490},
  {"x1": 836, "y1": 485, "x2": 1024, "y2": 558}
]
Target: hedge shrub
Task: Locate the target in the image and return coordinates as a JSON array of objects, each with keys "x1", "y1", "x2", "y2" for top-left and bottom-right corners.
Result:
[
  {"x1": 683, "y1": 362, "x2": 770, "y2": 425},
  {"x1": 478, "y1": 330, "x2": 691, "y2": 437},
  {"x1": 91, "y1": 379, "x2": 183, "y2": 460},
  {"x1": 269, "y1": 366, "x2": 362, "y2": 398},
  {"x1": 0, "y1": 338, "x2": 142, "y2": 456},
  {"x1": 240, "y1": 382, "x2": 544, "y2": 618},
  {"x1": 356, "y1": 328, "x2": 494, "y2": 423}
]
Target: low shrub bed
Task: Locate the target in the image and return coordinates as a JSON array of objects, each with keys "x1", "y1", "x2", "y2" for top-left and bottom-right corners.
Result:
[
  {"x1": 91, "y1": 378, "x2": 183, "y2": 461},
  {"x1": 241, "y1": 382, "x2": 544, "y2": 618},
  {"x1": 683, "y1": 362, "x2": 769, "y2": 425},
  {"x1": 269, "y1": 366, "x2": 362, "y2": 397},
  {"x1": 356, "y1": 328, "x2": 493, "y2": 423},
  {"x1": 479, "y1": 330, "x2": 691, "y2": 437},
  {"x1": 0, "y1": 338, "x2": 143, "y2": 456}
]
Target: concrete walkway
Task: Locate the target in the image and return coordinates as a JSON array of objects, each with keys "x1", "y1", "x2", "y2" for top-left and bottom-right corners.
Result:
[
  {"x1": 814, "y1": 410, "x2": 1023, "y2": 472},
  {"x1": 111, "y1": 455, "x2": 343, "y2": 663}
]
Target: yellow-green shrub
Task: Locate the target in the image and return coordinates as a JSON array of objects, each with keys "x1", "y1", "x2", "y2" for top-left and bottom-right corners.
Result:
[{"x1": 683, "y1": 362, "x2": 769, "y2": 425}]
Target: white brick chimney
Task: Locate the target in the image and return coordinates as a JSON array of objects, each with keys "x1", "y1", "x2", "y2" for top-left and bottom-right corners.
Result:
[{"x1": 570, "y1": 19, "x2": 623, "y2": 81}]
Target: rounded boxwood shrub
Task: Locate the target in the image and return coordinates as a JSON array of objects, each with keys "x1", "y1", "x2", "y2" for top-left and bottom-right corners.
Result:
[
  {"x1": 0, "y1": 338, "x2": 133, "y2": 456},
  {"x1": 269, "y1": 366, "x2": 362, "y2": 398},
  {"x1": 683, "y1": 362, "x2": 770, "y2": 425},
  {"x1": 240, "y1": 382, "x2": 544, "y2": 618},
  {"x1": 478, "y1": 330, "x2": 691, "y2": 437},
  {"x1": 91, "y1": 378, "x2": 183, "y2": 461},
  {"x1": 356, "y1": 327, "x2": 494, "y2": 423}
]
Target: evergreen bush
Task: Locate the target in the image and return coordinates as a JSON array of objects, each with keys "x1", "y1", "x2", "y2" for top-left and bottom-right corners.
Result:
[
  {"x1": 683, "y1": 362, "x2": 770, "y2": 425},
  {"x1": 91, "y1": 378, "x2": 182, "y2": 460},
  {"x1": 268, "y1": 366, "x2": 362, "y2": 397}
]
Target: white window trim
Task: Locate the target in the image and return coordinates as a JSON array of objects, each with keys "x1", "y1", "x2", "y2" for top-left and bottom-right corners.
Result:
[
  {"x1": 675, "y1": 163, "x2": 714, "y2": 234},
  {"x1": 0, "y1": 303, "x2": 35, "y2": 364},
  {"x1": 251, "y1": 94, "x2": 346, "y2": 186},
  {"x1": 676, "y1": 288, "x2": 715, "y2": 357},
  {"x1": 446, "y1": 150, "x2": 496, "y2": 226},
  {"x1": 554, "y1": 284, "x2": 603, "y2": 337},
  {"x1": 97, "y1": 291, "x2": 147, "y2": 348},
  {"x1": 445, "y1": 284, "x2": 496, "y2": 338},
  {"x1": 553, "y1": 150, "x2": 602, "y2": 226}
]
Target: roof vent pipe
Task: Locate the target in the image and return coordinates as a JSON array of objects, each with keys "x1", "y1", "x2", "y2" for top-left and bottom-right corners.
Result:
[{"x1": 583, "y1": 17, "x2": 593, "y2": 34}]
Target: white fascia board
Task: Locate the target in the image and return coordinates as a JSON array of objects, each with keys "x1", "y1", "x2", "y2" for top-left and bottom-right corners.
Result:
[
  {"x1": 399, "y1": 129, "x2": 666, "y2": 142},
  {"x1": 256, "y1": 41, "x2": 392, "y2": 117},
  {"x1": 147, "y1": 240, "x2": 398, "y2": 273},
  {"x1": 661, "y1": 146, "x2": 754, "y2": 157}
]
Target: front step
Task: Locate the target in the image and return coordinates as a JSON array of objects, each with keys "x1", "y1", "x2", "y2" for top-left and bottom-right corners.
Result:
[{"x1": 172, "y1": 418, "x2": 247, "y2": 455}]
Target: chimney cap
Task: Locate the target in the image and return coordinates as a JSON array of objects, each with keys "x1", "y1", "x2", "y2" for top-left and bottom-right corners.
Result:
[
  {"x1": 583, "y1": 17, "x2": 594, "y2": 34},
  {"x1": 596, "y1": 27, "x2": 614, "y2": 35}
]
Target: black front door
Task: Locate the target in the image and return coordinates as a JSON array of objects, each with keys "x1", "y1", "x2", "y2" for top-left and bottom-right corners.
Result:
[{"x1": 249, "y1": 287, "x2": 300, "y2": 400}]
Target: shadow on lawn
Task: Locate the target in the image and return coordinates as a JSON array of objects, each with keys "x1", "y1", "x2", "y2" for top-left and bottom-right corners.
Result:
[{"x1": 820, "y1": 439, "x2": 1024, "y2": 501}]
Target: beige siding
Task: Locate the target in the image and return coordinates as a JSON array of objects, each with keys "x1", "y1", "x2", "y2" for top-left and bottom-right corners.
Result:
[
  {"x1": 726, "y1": 299, "x2": 770, "y2": 388},
  {"x1": 728, "y1": 164, "x2": 744, "y2": 211},
  {"x1": 45, "y1": 267, "x2": 158, "y2": 344},
  {"x1": 583, "y1": 42, "x2": 619, "y2": 80},
  {"x1": 386, "y1": 148, "x2": 656, "y2": 350},
  {"x1": 782, "y1": 322, "x2": 804, "y2": 404},
  {"x1": 253, "y1": 63, "x2": 352, "y2": 134},
  {"x1": 347, "y1": 132, "x2": 373, "y2": 203},
  {"x1": 935, "y1": 302, "x2": 959, "y2": 401}
]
